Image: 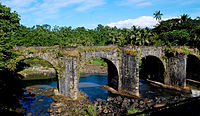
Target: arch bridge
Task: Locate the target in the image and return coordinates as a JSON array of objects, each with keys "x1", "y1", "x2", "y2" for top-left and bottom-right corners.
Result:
[{"x1": 13, "y1": 45, "x2": 200, "y2": 99}]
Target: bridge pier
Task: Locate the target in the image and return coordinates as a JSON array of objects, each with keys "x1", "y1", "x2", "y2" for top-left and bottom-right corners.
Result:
[
  {"x1": 166, "y1": 54, "x2": 187, "y2": 88},
  {"x1": 58, "y1": 56, "x2": 79, "y2": 100},
  {"x1": 121, "y1": 53, "x2": 139, "y2": 97}
]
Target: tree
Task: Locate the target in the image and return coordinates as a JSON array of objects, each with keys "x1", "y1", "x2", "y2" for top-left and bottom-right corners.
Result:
[
  {"x1": 129, "y1": 26, "x2": 152, "y2": 46},
  {"x1": 0, "y1": 4, "x2": 20, "y2": 70},
  {"x1": 159, "y1": 30, "x2": 190, "y2": 46},
  {"x1": 153, "y1": 10, "x2": 163, "y2": 22},
  {"x1": 153, "y1": 15, "x2": 200, "y2": 48},
  {"x1": 180, "y1": 14, "x2": 190, "y2": 23}
]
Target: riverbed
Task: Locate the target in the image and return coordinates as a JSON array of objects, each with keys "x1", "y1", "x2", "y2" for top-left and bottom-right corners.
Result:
[{"x1": 19, "y1": 73, "x2": 200, "y2": 115}]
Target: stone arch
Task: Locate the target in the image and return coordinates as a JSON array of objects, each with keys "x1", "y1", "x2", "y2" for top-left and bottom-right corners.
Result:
[
  {"x1": 139, "y1": 55, "x2": 165, "y2": 83},
  {"x1": 18, "y1": 56, "x2": 57, "y2": 68},
  {"x1": 79, "y1": 56, "x2": 120, "y2": 91},
  {"x1": 16, "y1": 56, "x2": 59, "y2": 89},
  {"x1": 79, "y1": 50, "x2": 121, "y2": 90},
  {"x1": 186, "y1": 54, "x2": 200, "y2": 81}
]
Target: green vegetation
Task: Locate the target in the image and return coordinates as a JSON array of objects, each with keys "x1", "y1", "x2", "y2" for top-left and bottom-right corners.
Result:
[
  {"x1": 0, "y1": 4, "x2": 23, "y2": 113},
  {"x1": 88, "y1": 57, "x2": 107, "y2": 67},
  {"x1": 16, "y1": 58, "x2": 56, "y2": 80},
  {"x1": 22, "y1": 58, "x2": 52, "y2": 68},
  {"x1": 0, "y1": 4, "x2": 20, "y2": 71},
  {"x1": 7, "y1": 14, "x2": 200, "y2": 50},
  {"x1": 127, "y1": 106, "x2": 144, "y2": 116},
  {"x1": 1, "y1": 3, "x2": 199, "y2": 52},
  {"x1": 81, "y1": 105, "x2": 97, "y2": 116},
  {"x1": 153, "y1": 10, "x2": 163, "y2": 22}
]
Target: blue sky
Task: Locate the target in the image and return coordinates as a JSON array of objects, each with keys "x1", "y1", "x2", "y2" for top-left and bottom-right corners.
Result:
[{"x1": 1, "y1": 0, "x2": 200, "y2": 29}]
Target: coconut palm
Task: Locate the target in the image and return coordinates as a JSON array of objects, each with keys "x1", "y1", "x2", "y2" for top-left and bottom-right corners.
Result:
[
  {"x1": 180, "y1": 14, "x2": 190, "y2": 23},
  {"x1": 153, "y1": 10, "x2": 163, "y2": 22}
]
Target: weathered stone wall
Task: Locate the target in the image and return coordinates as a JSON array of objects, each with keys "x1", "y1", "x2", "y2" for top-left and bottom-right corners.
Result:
[
  {"x1": 59, "y1": 56, "x2": 79, "y2": 100},
  {"x1": 79, "y1": 46, "x2": 122, "y2": 91},
  {"x1": 167, "y1": 54, "x2": 187, "y2": 88},
  {"x1": 121, "y1": 53, "x2": 139, "y2": 96},
  {"x1": 137, "y1": 46, "x2": 165, "y2": 59},
  {"x1": 14, "y1": 46, "x2": 60, "y2": 68}
]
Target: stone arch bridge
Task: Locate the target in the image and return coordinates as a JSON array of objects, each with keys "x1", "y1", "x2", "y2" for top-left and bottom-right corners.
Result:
[{"x1": 13, "y1": 46, "x2": 200, "y2": 99}]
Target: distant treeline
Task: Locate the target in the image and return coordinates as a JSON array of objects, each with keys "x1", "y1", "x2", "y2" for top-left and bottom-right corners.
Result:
[{"x1": 11, "y1": 17, "x2": 200, "y2": 48}]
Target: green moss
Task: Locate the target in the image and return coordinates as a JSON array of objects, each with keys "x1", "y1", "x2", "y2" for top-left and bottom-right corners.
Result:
[
  {"x1": 63, "y1": 50, "x2": 79, "y2": 57},
  {"x1": 162, "y1": 55, "x2": 168, "y2": 63},
  {"x1": 81, "y1": 105, "x2": 96, "y2": 116},
  {"x1": 78, "y1": 46, "x2": 118, "y2": 53},
  {"x1": 127, "y1": 106, "x2": 144, "y2": 116},
  {"x1": 27, "y1": 47, "x2": 37, "y2": 54},
  {"x1": 87, "y1": 57, "x2": 108, "y2": 67},
  {"x1": 20, "y1": 70, "x2": 39, "y2": 74},
  {"x1": 56, "y1": 59, "x2": 65, "y2": 78},
  {"x1": 56, "y1": 50, "x2": 64, "y2": 58},
  {"x1": 164, "y1": 47, "x2": 196, "y2": 57},
  {"x1": 124, "y1": 49, "x2": 141, "y2": 56},
  {"x1": 41, "y1": 48, "x2": 47, "y2": 53}
]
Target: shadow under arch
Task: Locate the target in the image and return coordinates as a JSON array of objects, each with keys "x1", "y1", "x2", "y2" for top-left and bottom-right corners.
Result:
[
  {"x1": 80, "y1": 57, "x2": 119, "y2": 91},
  {"x1": 186, "y1": 54, "x2": 200, "y2": 81},
  {"x1": 15, "y1": 57, "x2": 59, "y2": 89},
  {"x1": 139, "y1": 55, "x2": 165, "y2": 83},
  {"x1": 102, "y1": 58, "x2": 119, "y2": 91}
]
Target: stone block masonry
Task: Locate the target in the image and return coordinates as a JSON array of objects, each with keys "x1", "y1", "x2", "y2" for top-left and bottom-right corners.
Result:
[{"x1": 13, "y1": 46, "x2": 199, "y2": 99}]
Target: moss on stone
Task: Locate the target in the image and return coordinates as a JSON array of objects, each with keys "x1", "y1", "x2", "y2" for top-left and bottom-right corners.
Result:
[
  {"x1": 164, "y1": 47, "x2": 197, "y2": 56},
  {"x1": 124, "y1": 49, "x2": 141, "y2": 56},
  {"x1": 78, "y1": 46, "x2": 119, "y2": 53},
  {"x1": 63, "y1": 50, "x2": 79, "y2": 57}
]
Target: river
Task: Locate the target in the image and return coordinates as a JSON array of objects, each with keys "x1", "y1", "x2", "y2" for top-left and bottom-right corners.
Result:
[{"x1": 19, "y1": 73, "x2": 200, "y2": 115}]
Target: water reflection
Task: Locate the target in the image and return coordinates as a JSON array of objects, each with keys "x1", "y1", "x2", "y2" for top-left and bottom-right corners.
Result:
[
  {"x1": 19, "y1": 73, "x2": 199, "y2": 115},
  {"x1": 20, "y1": 74, "x2": 56, "y2": 116},
  {"x1": 21, "y1": 73, "x2": 57, "y2": 88},
  {"x1": 79, "y1": 73, "x2": 115, "y2": 101}
]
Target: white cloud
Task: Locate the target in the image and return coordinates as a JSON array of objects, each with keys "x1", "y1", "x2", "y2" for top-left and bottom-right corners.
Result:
[
  {"x1": 107, "y1": 16, "x2": 179, "y2": 29},
  {"x1": 119, "y1": 0, "x2": 152, "y2": 7},
  {"x1": 136, "y1": 2, "x2": 152, "y2": 7},
  {"x1": 107, "y1": 16, "x2": 158, "y2": 28}
]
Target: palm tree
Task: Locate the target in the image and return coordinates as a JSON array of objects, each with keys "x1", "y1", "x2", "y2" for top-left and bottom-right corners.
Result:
[
  {"x1": 153, "y1": 10, "x2": 163, "y2": 22},
  {"x1": 180, "y1": 14, "x2": 190, "y2": 23}
]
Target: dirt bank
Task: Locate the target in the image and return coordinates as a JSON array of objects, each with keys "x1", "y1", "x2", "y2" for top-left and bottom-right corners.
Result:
[{"x1": 80, "y1": 64, "x2": 107, "y2": 74}]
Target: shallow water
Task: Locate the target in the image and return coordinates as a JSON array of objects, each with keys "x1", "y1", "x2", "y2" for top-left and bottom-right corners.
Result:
[
  {"x1": 20, "y1": 74, "x2": 57, "y2": 116},
  {"x1": 79, "y1": 73, "x2": 116, "y2": 101},
  {"x1": 20, "y1": 91, "x2": 54, "y2": 116},
  {"x1": 19, "y1": 73, "x2": 199, "y2": 115}
]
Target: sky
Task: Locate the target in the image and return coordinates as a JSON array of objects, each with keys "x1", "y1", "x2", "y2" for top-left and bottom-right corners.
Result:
[{"x1": 1, "y1": 0, "x2": 200, "y2": 29}]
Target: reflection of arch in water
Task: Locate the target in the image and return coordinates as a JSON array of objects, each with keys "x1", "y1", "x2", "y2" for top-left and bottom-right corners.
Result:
[
  {"x1": 186, "y1": 55, "x2": 200, "y2": 81},
  {"x1": 139, "y1": 55, "x2": 165, "y2": 83},
  {"x1": 16, "y1": 57, "x2": 58, "y2": 88},
  {"x1": 80, "y1": 57, "x2": 119, "y2": 91}
]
